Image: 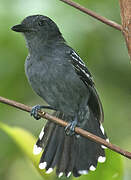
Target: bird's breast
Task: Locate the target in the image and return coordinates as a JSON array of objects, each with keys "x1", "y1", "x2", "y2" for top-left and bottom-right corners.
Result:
[{"x1": 25, "y1": 55, "x2": 89, "y2": 116}]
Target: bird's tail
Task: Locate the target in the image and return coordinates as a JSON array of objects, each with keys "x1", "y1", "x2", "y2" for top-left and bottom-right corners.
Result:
[{"x1": 33, "y1": 111, "x2": 108, "y2": 178}]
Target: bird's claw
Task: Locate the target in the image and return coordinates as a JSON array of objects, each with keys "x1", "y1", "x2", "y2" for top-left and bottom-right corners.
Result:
[
  {"x1": 65, "y1": 120, "x2": 77, "y2": 136},
  {"x1": 30, "y1": 105, "x2": 42, "y2": 120}
]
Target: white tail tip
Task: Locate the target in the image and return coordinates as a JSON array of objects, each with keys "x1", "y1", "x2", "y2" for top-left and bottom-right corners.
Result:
[
  {"x1": 98, "y1": 156, "x2": 106, "y2": 163},
  {"x1": 89, "y1": 165, "x2": 96, "y2": 171},
  {"x1": 46, "y1": 168, "x2": 53, "y2": 174},
  {"x1": 67, "y1": 172, "x2": 71, "y2": 178},
  {"x1": 58, "y1": 172, "x2": 63, "y2": 178},
  {"x1": 78, "y1": 170, "x2": 88, "y2": 175},
  {"x1": 39, "y1": 162, "x2": 47, "y2": 169},
  {"x1": 33, "y1": 144, "x2": 42, "y2": 155}
]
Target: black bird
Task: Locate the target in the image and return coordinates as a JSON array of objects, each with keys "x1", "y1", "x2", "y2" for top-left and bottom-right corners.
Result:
[{"x1": 11, "y1": 15, "x2": 108, "y2": 178}]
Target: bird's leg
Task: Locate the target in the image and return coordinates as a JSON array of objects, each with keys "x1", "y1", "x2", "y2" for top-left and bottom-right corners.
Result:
[
  {"x1": 30, "y1": 105, "x2": 57, "y2": 120},
  {"x1": 65, "y1": 115, "x2": 78, "y2": 136}
]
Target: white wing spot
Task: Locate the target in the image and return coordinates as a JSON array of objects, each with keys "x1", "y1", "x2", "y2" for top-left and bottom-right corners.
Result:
[
  {"x1": 78, "y1": 67, "x2": 90, "y2": 78},
  {"x1": 71, "y1": 51, "x2": 85, "y2": 66}
]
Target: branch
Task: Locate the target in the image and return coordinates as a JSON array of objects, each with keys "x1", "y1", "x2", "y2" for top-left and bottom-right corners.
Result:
[
  {"x1": 0, "y1": 96, "x2": 131, "y2": 159},
  {"x1": 119, "y1": 0, "x2": 131, "y2": 60},
  {"x1": 60, "y1": 0, "x2": 122, "y2": 31}
]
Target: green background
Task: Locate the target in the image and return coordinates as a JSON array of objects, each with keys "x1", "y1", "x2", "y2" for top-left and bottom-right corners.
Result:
[{"x1": 0, "y1": 0, "x2": 131, "y2": 179}]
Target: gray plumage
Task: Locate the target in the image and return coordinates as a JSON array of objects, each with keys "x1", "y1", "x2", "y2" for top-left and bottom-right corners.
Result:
[{"x1": 11, "y1": 15, "x2": 108, "y2": 177}]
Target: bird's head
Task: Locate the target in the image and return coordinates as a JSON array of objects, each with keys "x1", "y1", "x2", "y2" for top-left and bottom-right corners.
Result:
[{"x1": 11, "y1": 15, "x2": 63, "y2": 48}]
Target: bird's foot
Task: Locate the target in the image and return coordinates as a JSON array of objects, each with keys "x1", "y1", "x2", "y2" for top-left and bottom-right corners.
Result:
[
  {"x1": 30, "y1": 105, "x2": 42, "y2": 120},
  {"x1": 30, "y1": 105, "x2": 56, "y2": 120},
  {"x1": 65, "y1": 119, "x2": 77, "y2": 136}
]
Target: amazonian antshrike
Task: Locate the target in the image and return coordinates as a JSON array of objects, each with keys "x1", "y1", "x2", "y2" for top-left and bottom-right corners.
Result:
[{"x1": 11, "y1": 15, "x2": 108, "y2": 178}]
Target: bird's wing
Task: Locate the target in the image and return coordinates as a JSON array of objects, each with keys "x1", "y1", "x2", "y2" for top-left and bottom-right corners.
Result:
[
  {"x1": 67, "y1": 50, "x2": 104, "y2": 123},
  {"x1": 68, "y1": 50, "x2": 94, "y2": 87}
]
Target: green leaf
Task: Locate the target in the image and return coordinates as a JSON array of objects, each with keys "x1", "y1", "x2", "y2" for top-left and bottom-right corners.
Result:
[
  {"x1": 72, "y1": 149, "x2": 123, "y2": 180},
  {"x1": 0, "y1": 122, "x2": 55, "y2": 180},
  {"x1": 0, "y1": 122, "x2": 123, "y2": 180}
]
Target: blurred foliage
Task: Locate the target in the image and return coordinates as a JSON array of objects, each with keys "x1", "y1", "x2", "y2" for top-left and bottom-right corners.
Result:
[
  {"x1": 0, "y1": 122, "x2": 54, "y2": 180},
  {"x1": 0, "y1": 122, "x2": 123, "y2": 180},
  {"x1": 0, "y1": 0, "x2": 131, "y2": 179}
]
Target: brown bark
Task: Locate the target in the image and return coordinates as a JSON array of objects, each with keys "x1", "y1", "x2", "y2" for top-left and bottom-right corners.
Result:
[{"x1": 119, "y1": 0, "x2": 131, "y2": 60}]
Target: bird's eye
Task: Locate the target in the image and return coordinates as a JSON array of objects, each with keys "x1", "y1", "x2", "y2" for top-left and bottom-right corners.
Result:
[{"x1": 38, "y1": 20, "x2": 45, "y2": 26}]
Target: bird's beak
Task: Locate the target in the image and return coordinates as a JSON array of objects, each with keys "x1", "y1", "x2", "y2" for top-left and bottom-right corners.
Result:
[{"x1": 11, "y1": 24, "x2": 32, "y2": 33}]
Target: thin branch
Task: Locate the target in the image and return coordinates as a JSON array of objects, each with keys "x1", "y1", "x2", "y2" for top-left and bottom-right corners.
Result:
[
  {"x1": 60, "y1": 0, "x2": 122, "y2": 31},
  {"x1": 119, "y1": 0, "x2": 131, "y2": 60},
  {"x1": 0, "y1": 96, "x2": 131, "y2": 159}
]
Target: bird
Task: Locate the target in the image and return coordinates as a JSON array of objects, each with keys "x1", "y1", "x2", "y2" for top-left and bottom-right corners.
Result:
[{"x1": 11, "y1": 15, "x2": 108, "y2": 178}]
